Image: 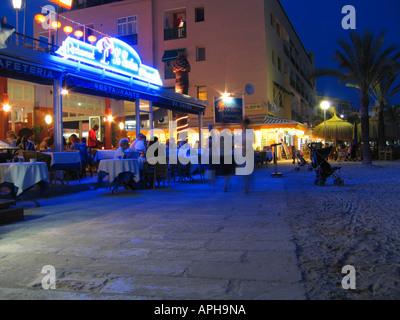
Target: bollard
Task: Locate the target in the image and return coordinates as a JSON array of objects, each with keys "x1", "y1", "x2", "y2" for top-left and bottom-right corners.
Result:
[{"x1": 271, "y1": 143, "x2": 283, "y2": 177}]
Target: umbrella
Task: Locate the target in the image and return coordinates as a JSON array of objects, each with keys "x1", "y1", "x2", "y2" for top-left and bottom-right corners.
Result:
[
  {"x1": 358, "y1": 113, "x2": 400, "y2": 141},
  {"x1": 312, "y1": 112, "x2": 354, "y2": 141}
]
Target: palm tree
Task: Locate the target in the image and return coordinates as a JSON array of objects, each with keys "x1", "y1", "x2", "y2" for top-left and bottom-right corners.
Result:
[
  {"x1": 316, "y1": 29, "x2": 400, "y2": 165},
  {"x1": 370, "y1": 73, "x2": 400, "y2": 148},
  {"x1": 384, "y1": 105, "x2": 400, "y2": 125}
]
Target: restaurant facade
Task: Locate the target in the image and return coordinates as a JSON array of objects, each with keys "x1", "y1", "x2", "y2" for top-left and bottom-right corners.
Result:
[{"x1": 0, "y1": 29, "x2": 207, "y2": 152}]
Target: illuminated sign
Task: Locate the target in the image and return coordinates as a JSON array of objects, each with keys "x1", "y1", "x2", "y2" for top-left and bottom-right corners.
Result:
[
  {"x1": 56, "y1": 36, "x2": 163, "y2": 86},
  {"x1": 49, "y1": 0, "x2": 73, "y2": 10},
  {"x1": 214, "y1": 97, "x2": 243, "y2": 124}
]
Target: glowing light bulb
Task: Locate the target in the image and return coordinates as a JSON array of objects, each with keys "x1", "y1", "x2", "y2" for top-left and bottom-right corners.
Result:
[
  {"x1": 35, "y1": 14, "x2": 46, "y2": 24},
  {"x1": 63, "y1": 26, "x2": 73, "y2": 34},
  {"x1": 74, "y1": 30, "x2": 83, "y2": 38}
]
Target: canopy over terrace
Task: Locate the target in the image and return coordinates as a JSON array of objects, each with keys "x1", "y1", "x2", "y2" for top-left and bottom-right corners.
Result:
[
  {"x1": 0, "y1": 38, "x2": 207, "y2": 151},
  {"x1": 178, "y1": 115, "x2": 309, "y2": 150}
]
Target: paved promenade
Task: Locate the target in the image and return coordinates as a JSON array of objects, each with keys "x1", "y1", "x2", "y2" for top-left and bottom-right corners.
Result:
[{"x1": 0, "y1": 162, "x2": 305, "y2": 300}]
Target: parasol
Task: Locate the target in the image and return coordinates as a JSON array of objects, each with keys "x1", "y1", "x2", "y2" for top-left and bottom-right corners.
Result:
[
  {"x1": 312, "y1": 112, "x2": 354, "y2": 142},
  {"x1": 358, "y1": 113, "x2": 400, "y2": 141}
]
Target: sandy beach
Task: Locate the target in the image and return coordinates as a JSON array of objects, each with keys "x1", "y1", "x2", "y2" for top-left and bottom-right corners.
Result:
[
  {"x1": 1, "y1": 157, "x2": 400, "y2": 301},
  {"x1": 280, "y1": 159, "x2": 400, "y2": 299}
]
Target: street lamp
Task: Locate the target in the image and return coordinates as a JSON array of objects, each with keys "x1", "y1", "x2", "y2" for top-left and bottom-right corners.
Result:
[
  {"x1": 12, "y1": 0, "x2": 23, "y2": 45},
  {"x1": 320, "y1": 100, "x2": 330, "y2": 144}
]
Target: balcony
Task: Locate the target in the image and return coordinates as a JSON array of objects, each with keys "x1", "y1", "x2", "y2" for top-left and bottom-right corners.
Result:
[{"x1": 164, "y1": 27, "x2": 186, "y2": 41}]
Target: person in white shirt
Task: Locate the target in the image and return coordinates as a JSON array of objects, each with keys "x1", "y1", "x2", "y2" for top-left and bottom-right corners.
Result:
[
  {"x1": 115, "y1": 138, "x2": 130, "y2": 159},
  {"x1": 130, "y1": 134, "x2": 146, "y2": 152}
]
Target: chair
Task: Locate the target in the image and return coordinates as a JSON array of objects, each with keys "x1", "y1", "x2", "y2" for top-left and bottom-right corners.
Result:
[
  {"x1": 71, "y1": 143, "x2": 90, "y2": 178},
  {"x1": 385, "y1": 147, "x2": 393, "y2": 161},
  {"x1": 169, "y1": 161, "x2": 181, "y2": 182},
  {"x1": 22, "y1": 151, "x2": 38, "y2": 162},
  {"x1": 379, "y1": 147, "x2": 386, "y2": 160},
  {"x1": 180, "y1": 162, "x2": 193, "y2": 181},
  {"x1": 144, "y1": 162, "x2": 171, "y2": 191},
  {"x1": 37, "y1": 152, "x2": 51, "y2": 171}
]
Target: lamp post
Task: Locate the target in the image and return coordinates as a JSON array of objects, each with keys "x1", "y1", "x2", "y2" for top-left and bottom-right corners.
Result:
[
  {"x1": 12, "y1": 0, "x2": 23, "y2": 45},
  {"x1": 320, "y1": 100, "x2": 330, "y2": 144}
]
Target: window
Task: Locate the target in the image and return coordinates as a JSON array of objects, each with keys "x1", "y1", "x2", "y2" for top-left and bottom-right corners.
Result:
[
  {"x1": 118, "y1": 16, "x2": 137, "y2": 36},
  {"x1": 197, "y1": 86, "x2": 207, "y2": 101},
  {"x1": 278, "y1": 56, "x2": 282, "y2": 72},
  {"x1": 195, "y1": 7, "x2": 205, "y2": 22},
  {"x1": 85, "y1": 24, "x2": 94, "y2": 42},
  {"x1": 276, "y1": 20, "x2": 281, "y2": 37},
  {"x1": 272, "y1": 49, "x2": 275, "y2": 65},
  {"x1": 270, "y1": 12, "x2": 274, "y2": 26},
  {"x1": 196, "y1": 47, "x2": 206, "y2": 61},
  {"x1": 164, "y1": 60, "x2": 175, "y2": 79}
]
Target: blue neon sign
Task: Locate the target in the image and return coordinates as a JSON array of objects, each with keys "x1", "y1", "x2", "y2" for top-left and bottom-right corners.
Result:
[{"x1": 56, "y1": 36, "x2": 163, "y2": 86}]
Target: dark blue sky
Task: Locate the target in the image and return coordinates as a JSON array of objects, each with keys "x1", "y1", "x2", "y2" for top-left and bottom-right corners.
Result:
[
  {"x1": 2, "y1": 0, "x2": 400, "y2": 108},
  {"x1": 280, "y1": 0, "x2": 400, "y2": 108}
]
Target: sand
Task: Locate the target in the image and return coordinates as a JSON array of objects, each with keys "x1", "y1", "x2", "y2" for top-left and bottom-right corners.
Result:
[{"x1": 281, "y1": 159, "x2": 400, "y2": 299}]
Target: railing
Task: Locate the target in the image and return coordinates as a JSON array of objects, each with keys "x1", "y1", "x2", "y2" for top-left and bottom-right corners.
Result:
[
  {"x1": 6, "y1": 32, "x2": 59, "y2": 55},
  {"x1": 164, "y1": 27, "x2": 186, "y2": 41}
]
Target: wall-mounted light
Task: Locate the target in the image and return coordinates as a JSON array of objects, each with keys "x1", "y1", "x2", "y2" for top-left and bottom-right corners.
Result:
[
  {"x1": 3, "y1": 104, "x2": 11, "y2": 112},
  {"x1": 119, "y1": 122, "x2": 124, "y2": 130},
  {"x1": 45, "y1": 114, "x2": 52, "y2": 125},
  {"x1": 222, "y1": 92, "x2": 233, "y2": 103},
  {"x1": 107, "y1": 115, "x2": 113, "y2": 122},
  {"x1": 61, "y1": 89, "x2": 68, "y2": 95}
]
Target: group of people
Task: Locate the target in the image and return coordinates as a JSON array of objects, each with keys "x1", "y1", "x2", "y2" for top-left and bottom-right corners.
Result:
[{"x1": 114, "y1": 133, "x2": 163, "y2": 160}]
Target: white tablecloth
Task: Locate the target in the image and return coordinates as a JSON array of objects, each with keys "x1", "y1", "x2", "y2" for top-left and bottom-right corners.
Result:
[
  {"x1": 94, "y1": 150, "x2": 117, "y2": 162},
  {"x1": 98, "y1": 159, "x2": 140, "y2": 183},
  {"x1": 0, "y1": 162, "x2": 49, "y2": 196},
  {"x1": 43, "y1": 151, "x2": 81, "y2": 167}
]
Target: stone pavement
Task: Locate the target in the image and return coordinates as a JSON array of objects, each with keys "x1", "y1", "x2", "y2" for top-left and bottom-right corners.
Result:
[{"x1": 0, "y1": 162, "x2": 306, "y2": 300}]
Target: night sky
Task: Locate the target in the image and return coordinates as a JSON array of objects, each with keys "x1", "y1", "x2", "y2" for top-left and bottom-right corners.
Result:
[
  {"x1": 280, "y1": 0, "x2": 400, "y2": 108},
  {"x1": 2, "y1": 0, "x2": 400, "y2": 108}
]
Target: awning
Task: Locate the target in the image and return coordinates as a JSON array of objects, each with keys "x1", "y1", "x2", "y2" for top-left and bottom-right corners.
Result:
[
  {"x1": 273, "y1": 81, "x2": 294, "y2": 96},
  {"x1": 162, "y1": 49, "x2": 186, "y2": 62},
  {"x1": 261, "y1": 115, "x2": 308, "y2": 132}
]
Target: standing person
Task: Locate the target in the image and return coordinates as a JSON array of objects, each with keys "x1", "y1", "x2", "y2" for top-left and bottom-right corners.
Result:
[
  {"x1": 88, "y1": 124, "x2": 100, "y2": 148},
  {"x1": 291, "y1": 145, "x2": 297, "y2": 164}
]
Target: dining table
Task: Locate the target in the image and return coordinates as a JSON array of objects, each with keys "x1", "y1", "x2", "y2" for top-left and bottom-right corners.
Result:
[
  {"x1": 94, "y1": 149, "x2": 117, "y2": 162},
  {"x1": 97, "y1": 158, "x2": 141, "y2": 192},
  {"x1": 0, "y1": 162, "x2": 49, "y2": 204},
  {"x1": 42, "y1": 151, "x2": 82, "y2": 184}
]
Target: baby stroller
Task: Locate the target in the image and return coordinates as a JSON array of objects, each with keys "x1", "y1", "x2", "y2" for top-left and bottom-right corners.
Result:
[
  {"x1": 308, "y1": 143, "x2": 344, "y2": 186},
  {"x1": 294, "y1": 151, "x2": 313, "y2": 171}
]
